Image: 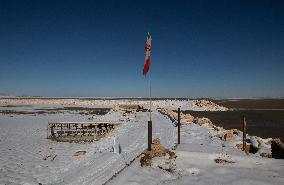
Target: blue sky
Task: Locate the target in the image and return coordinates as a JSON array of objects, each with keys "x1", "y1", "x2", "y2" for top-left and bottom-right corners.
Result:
[{"x1": 1, "y1": 0, "x2": 284, "y2": 98}]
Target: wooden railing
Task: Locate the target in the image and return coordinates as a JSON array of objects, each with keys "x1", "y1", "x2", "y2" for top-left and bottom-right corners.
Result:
[{"x1": 47, "y1": 121, "x2": 119, "y2": 141}]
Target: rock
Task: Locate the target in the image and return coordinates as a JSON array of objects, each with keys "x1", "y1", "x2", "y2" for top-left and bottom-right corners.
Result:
[
  {"x1": 215, "y1": 129, "x2": 238, "y2": 142},
  {"x1": 214, "y1": 158, "x2": 235, "y2": 164},
  {"x1": 260, "y1": 152, "x2": 272, "y2": 158},
  {"x1": 215, "y1": 131, "x2": 225, "y2": 139},
  {"x1": 151, "y1": 138, "x2": 167, "y2": 157},
  {"x1": 232, "y1": 129, "x2": 241, "y2": 135},
  {"x1": 250, "y1": 136, "x2": 259, "y2": 149},
  {"x1": 151, "y1": 157, "x2": 176, "y2": 173},
  {"x1": 194, "y1": 117, "x2": 213, "y2": 127},
  {"x1": 192, "y1": 99, "x2": 228, "y2": 111},
  {"x1": 181, "y1": 113, "x2": 194, "y2": 123},
  {"x1": 265, "y1": 139, "x2": 273, "y2": 145},
  {"x1": 236, "y1": 143, "x2": 248, "y2": 152},
  {"x1": 140, "y1": 138, "x2": 176, "y2": 167},
  {"x1": 140, "y1": 152, "x2": 152, "y2": 166},
  {"x1": 256, "y1": 137, "x2": 265, "y2": 148},
  {"x1": 235, "y1": 143, "x2": 258, "y2": 154},
  {"x1": 167, "y1": 150, "x2": 177, "y2": 159},
  {"x1": 224, "y1": 130, "x2": 234, "y2": 142},
  {"x1": 159, "y1": 108, "x2": 178, "y2": 123},
  {"x1": 160, "y1": 108, "x2": 194, "y2": 124},
  {"x1": 72, "y1": 150, "x2": 86, "y2": 157},
  {"x1": 156, "y1": 159, "x2": 172, "y2": 172},
  {"x1": 271, "y1": 138, "x2": 284, "y2": 159},
  {"x1": 158, "y1": 163, "x2": 170, "y2": 171},
  {"x1": 213, "y1": 126, "x2": 224, "y2": 132},
  {"x1": 153, "y1": 138, "x2": 161, "y2": 145}
]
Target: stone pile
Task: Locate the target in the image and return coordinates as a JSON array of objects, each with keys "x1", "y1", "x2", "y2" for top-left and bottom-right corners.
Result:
[
  {"x1": 193, "y1": 117, "x2": 213, "y2": 127},
  {"x1": 192, "y1": 99, "x2": 228, "y2": 111},
  {"x1": 214, "y1": 129, "x2": 236, "y2": 142},
  {"x1": 159, "y1": 108, "x2": 194, "y2": 124},
  {"x1": 159, "y1": 107, "x2": 282, "y2": 160},
  {"x1": 140, "y1": 138, "x2": 176, "y2": 167}
]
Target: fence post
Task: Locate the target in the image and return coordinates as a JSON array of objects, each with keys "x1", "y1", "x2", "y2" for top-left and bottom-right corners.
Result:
[
  {"x1": 47, "y1": 122, "x2": 49, "y2": 139},
  {"x1": 148, "y1": 121, "x2": 152, "y2": 151},
  {"x1": 178, "y1": 108, "x2": 181, "y2": 144},
  {"x1": 243, "y1": 115, "x2": 247, "y2": 152}
]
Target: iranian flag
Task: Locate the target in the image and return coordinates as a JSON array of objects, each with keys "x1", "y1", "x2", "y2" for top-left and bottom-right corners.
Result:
[{"x1": 143, "y1": 32, "x2": 152, "y2": 76}]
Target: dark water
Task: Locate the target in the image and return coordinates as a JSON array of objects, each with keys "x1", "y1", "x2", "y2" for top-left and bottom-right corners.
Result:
[
  {"x1": 212, "y1": 99, "x2": 284, "y2": 109},
  {"x1": 184, "y1": 99, "x2": 284, "y2": 140}
]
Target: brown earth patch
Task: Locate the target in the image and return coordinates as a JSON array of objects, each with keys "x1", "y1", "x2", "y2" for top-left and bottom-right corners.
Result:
[
  {"x1": 73, "y1": 150, "x2": 86, "y2": 157},
  {"x1": 214, "y1": 158, "x2": 235, "y2": 164},
  {"x1": 140, "y1": 138, "x2": 176, "y2": 167}
]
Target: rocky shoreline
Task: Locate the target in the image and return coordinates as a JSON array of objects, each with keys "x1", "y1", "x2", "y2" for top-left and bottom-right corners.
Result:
[{"x1": 159, "y1": 108, "x2": 284, "y2": 159}]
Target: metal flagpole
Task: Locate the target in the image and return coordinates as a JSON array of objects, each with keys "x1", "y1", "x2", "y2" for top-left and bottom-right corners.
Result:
[
  {"x1": 149, "y1": 28, "x2": 153, "y2": 122},
  {"x1": 148, "y1": 29, "x2": 152, "y2": 122},
  {"x1": 146, "y1": 30, "x2": 153, "y2": 151},
  {"x1": 148, "y1": 27, "x2": 153, "y2": 122},
  {"x1": 149, "y1": 70, "x2": 152, "y2": 121}
]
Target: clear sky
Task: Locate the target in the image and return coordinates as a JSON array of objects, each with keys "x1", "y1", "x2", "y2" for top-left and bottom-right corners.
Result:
[{"x1": 1, "y1": 0, "x2": 284, "y2": 98}]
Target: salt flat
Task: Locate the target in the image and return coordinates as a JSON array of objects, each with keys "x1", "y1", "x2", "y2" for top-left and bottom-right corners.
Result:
[
  {"x1": 0, "y1": 99, "x2": 179, "y2": 185},
  {"x1": 107, "y1": 119, "x2": 284, "y2": 185},
  {"x1": 0, "y1": 99, "x2": 283, "y2": 185}
]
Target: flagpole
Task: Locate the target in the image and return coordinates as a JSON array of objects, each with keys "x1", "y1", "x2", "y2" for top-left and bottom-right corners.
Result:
[
  {"x1": 148, "y1": 72, "x2": 152, "y2": 151},
  {"x1": 149, "y1": 69, "x2": 152, "y2": 121},
  {"x1": 148, "y1": 27, "x2": 152, "y2": 123},
  {"x1": 144, "y1": 30, "x2": 152, "y2": 151}
]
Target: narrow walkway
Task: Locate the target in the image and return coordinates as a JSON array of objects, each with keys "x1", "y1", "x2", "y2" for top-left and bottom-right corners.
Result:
[
  {"x1": 56, "y1": 110, "x2": 176, "y2": 185},
  {"x1": 151, "y1": 111, "x2": 177, "y2": 149},
  {"x1": 107, "y1": 117, "x2": 284, "y2": 185}
]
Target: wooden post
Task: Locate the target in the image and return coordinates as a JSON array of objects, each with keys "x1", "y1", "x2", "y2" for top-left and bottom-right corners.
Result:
[
  {"x1": 47, "y1": 122, "x2": 49, "y2": 139},
  {"x1": 178, "y1": 108, "x2": 181, "y2": 144},
  {"x1": 243, "y1": 115, "x2": 247, "y2": 152},
  {"x1": 148, "y1": 121, "x2": 152, "y2": 151}
]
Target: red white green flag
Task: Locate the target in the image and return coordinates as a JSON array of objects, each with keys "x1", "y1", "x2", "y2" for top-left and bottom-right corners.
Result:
[{"x1": 143, "y1": 32, "x2": 152, "y2": 76}]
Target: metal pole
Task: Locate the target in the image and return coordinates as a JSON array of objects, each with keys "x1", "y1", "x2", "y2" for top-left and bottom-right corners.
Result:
[
  {"x1": 243, "y1": 115, "x2": 247, "y2": 152},
  {"x1": 148, "y1": 121, "x2": 152, "y2": 151},
  {"x1": 47, "y1": 122, "x2": 49, "y2": 139},
  {"x1": 178, "y1": 108, "x2": 181, "y2": 144},
  {"x1": 149, "y1": 71, "x2": 152, "y2": 121}
]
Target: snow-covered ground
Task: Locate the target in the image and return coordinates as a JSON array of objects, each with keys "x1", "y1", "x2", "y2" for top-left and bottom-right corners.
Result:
[
  {"x1": 108, "y1": 122, "x2": 284, "y2": 185},
  {"x1": 0, "y1": 99, "x2": 283, "y2": 185},
  {"x1": 0, "y1": 100, "x2": 177, "y2": 185},
  {"x1": 0, "y1": 98, "x2": 228, "y2": 111}
]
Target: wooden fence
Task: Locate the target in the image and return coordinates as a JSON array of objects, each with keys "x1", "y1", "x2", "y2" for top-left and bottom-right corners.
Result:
[{"x1": 47, "y1": 121, "x2": 119, "y2": 142}]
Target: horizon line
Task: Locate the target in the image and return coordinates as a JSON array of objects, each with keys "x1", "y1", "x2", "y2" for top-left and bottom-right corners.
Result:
[{"x1": 1, "y1": 96, "x2": 284, "y2": 100}]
